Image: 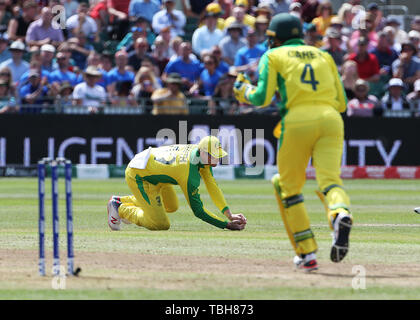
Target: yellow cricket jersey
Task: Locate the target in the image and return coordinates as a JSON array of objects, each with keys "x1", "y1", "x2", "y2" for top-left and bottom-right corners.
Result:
[
  {"x1": 130, "y1": 144, "x2": 229, "y2": 229},
  {"x1": 247, "y1": 38, "x2": 347, "y2": 117}
]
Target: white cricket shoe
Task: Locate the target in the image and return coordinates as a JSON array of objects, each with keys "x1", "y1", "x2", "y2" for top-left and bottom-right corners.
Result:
[
  {"x1": 414, "y1": 207, "x2": 420, "y2": 214},
  {"x1": 330, "y1": 212, "x2": 352, "y2": 263},
  {"x1": 111, "y1": 195, "x2": 131, "y2": 224},
  {"x1": 293, "y1": 253, "x2": 318, "y2": 272},
  {"x1": 107, "y1": 197, "x2": 122, "y2": 231}
]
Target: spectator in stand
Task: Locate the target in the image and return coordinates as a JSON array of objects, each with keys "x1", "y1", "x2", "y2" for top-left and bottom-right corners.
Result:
[
  {"x1": 209, "y1": 69, "x2": 238, "y2": 115},
  {"x1": 411, "y1": 16, "x2": 420, "y2": 33},
  {"x1": 289, "y1": 2, "x2": 303, "y2": 21},
  {"x1": 66, "y1": 3, "x2": 98, "y2": 40},
  {"x1": 348, "y1": 36, "x2": 380, "y2": 83},
  {"x1": 336, "y1": 2, "x2": 354, "y2": 38},
  {"x1": 168, "y1": 36, "x2": 183, "y2": 61},
  {"x1": 163, "y1": 41, "x2": 201, "y2": 90},
  {"x1": 97, "y1": 51, "x2": 113, "y2": 88},
  {"x1": 63, "y1": 0, "x2": 79, "y2": 20},
  {"x1": 224, "y1": 3, "x2": 254, "y2": 31},
  {"x1": 55, "y1": 81, "x2": 74, "y2": 109},
  {"x1": 0, "y1": 40, "x2": 29, "y2": 83},
  {"x1": 25, "y1": 6, "x2": 64, "y2": 49},
  {"x1": 189, "y1": 54, "x2": 222, "y2": 97},
  {"x1": 131, "y1": 66, "x2": 162, "y2": 113},
  {"x1": 366, "y1": 2, "x2": 385, "y2": 32},
  {"x1": 129, "y1": 0, "x2": 160, "y2": 23},
  {"x1": 383, "y1": 26, "x2": 401, "y2": 53},
  {"x1": 220, "y1": 22, "x2": 247, "y2": 66},
  {"x1": 151, "y1": 26, "x2": 174, "y2": 60},
  {"x1": 107, "y1": 0, "x2": 130, "y2": 40},
  {"x1": 304, "y1": 23, "x2": 323, "y2": 48},
  {"x1": 49, "y1": 52, "x2": 79, "y2": 94},
  {"x1": 385, "y1": 16, "x2": 408, "y2": 46},
  {"x1": 128, "y1": 37, "x2": 156, "y2": 71},
  {"x1": 392, "y1": 41, "x2": 420, "y2": 92},
  {"x1": 7, "y1": 0, "x2": 38, "y2": 42},
  {"x1": 311, "y1": 0, "x2": 335, "y2": 37},
  {"x1": 18, "y1": 59, "x2": 49, "y2": 93},
  {"x1": 381, "y1": 77, "x2": 410, "y2": 114},
  {"x1": 347, "y1": 78, "x2": 379, "y2": 117},
  {"x1": 73, "y1": 66, "x2": 107, "y2": 112},
  {"x1": 68, "y1": 32, "x2": 94, "y2": 70},
  {"x1": 234, "y1": 28, "x2": 265, "y2": 78},
  {"x1": 210, "y1": 45, "x2": 230, "y2": 75},
  {"x1": 322, "y1": 27, "x2": 346, "y2": 71},
  {"x1": 89, "y1": 0, "x2": 109, "y2": 37},
  {"x1": 39, "y1": 44, "x2": 55, "y2": 73},
  {"x1": 117, "y1": 24, "x2": 148, "y2": 53},
  {"x1": 295, "y1": 0, "x2": 319, "y2": 24},
  {"x1": 254, "y1": 15, "x2": 269, "y2": 45},
  {"x1": 152, "y1": 0, "x2": 186, "y2": 38},
  {"x1": 349, "y1": 12, "x2": 378, "y2": 54},
  {"x1": 254, "y1": 3, "x2": 274, "y2": 21},
  {"x1": 408, "y1": 30, "x2": 420, "y2": 55},
  {"x1": 107, "y1": 50, "x2": 135, "y2": 96},
  {"x1": 183, "y1": 0, "x2": 213, "y2": 19},
  {"x1": 0, "y1": 0, "x2": 12, "y2": 34},
  {"x1": 371, "y1": 31, "x2": 398, "y2": 78},
  {"x1": 216, "y1": 0, "x2": 233, "y2": 19},
  {"x1": 191, "y1": 9, "x2": 224, "y2": 57},
  {"x1": 259, "y1": 0, "x2": 290, "y2": 15},
  {"x1": 0, "y1": 32, "x2": 11, "y2": 64},
  {"x1": 0, "y1": 65, "x2": 15, "y2": 97},
  {"x1": 341, "y1": 59, "x2": 359, "y2": 100},
  {"x1": 19, "y1": 69, "x2": 50, "y2": 109},
  {"x1": 151, "y1": 72, "x2": 188, "y2": 115},
  {"x1": 407, "y1": 79, "x2": 420, "y2": 111},
  {"x1": 110, "y1": 80, "x2": 136, "y2": 106},
  {"x1": 151, "y1": 36, "x2": 170, "y2": 75},
  {"x1": 202, "y1": 3, "x2": 226, "y2": 30},
  {"x1": 0, "y1": 79, "x2": 16, "y2": 114}
]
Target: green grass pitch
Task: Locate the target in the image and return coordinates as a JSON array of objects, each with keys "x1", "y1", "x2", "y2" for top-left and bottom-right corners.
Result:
[{"x1": 1, "y1": 178, "x2": 420, "y2": 299}]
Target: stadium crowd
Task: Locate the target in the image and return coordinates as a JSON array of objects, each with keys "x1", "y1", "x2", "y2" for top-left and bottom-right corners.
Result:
[{"x1": 0, "y1": 0, "x2": 419, "y2": 116}]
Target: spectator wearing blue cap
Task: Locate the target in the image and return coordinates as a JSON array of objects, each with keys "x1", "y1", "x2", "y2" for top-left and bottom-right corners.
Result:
[
  {"x1": 129, "y1": 0, "x2": 160, "y2": 23},
  {"x1": 0, "y1": 33, "x2": 10, "y2": 64}
]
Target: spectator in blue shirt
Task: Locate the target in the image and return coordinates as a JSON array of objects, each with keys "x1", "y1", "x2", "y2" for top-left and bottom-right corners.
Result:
[
  {"x1": 163, "y1": 41, "x2": 201, "y2": 90},
  {"x1": 371, "y1": 31, "x2": 399, "y2": 78},
  {"x1": 234, "y1": 28, "x2": 266, "y2": 72},
  {"x1": 0, "y1": 33, "x2": 11, "y2": 64},
  {"x1": 49, "y1": 52, "x2": 79, "y2": 94},
  {"x1": 190, "y1": 55, "x2": 222, "y2": 97},
  {"x1": 68, "y1": 32, "x2": 94, "y2": 70},
  {"x1": 107, "y1": 50, "x2": 135, "y2": 96},
  {"x1": 19, "y1": 69, "x2": 50, "y2": 112},
  {"x1": 129, "y1": 0, "x2": 160, "y2": 23}
]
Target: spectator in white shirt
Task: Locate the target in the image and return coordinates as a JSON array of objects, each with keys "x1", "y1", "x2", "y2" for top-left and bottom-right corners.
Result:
[
  {"x1": 152, "y1": 0, "x2": 186, "y2": 37},
  {"x1": 73, "y1": 66, "x2": 106, "y2": 113},
  {"x1": 66, "y1": 3, "x2": 98, "y2": 39},
  {"x1": 381, "y1": 78, "x2": 410, "y2": 115},
  {"x1": 191, "y1": 11, "x2": 224, "y2": 57}
]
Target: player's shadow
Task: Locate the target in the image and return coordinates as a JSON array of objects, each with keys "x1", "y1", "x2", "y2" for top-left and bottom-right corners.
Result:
[{"x1": 315, "y1": 271, "x2": 420, "y2": 279}]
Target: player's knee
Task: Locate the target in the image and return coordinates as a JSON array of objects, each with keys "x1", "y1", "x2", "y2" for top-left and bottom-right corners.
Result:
[
  {"x1": 164, "y1": 203, "x2": 178, "y2": 213},
  {"x1": 155, "y1": 221, "x2": 170, "y2": 230}
]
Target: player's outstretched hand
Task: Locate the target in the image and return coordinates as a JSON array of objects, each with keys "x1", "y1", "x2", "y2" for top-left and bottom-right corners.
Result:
[
  {"x1": 226, "y1": 219, "x2": 246, "y2": 231},
  {"x1": 229, "y1": 213, "x2": 247, "y2": 224}
]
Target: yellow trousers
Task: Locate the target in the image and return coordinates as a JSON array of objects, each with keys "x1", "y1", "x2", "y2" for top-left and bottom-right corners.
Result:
[
  {"x1": 274, "y1": 105, "x2": 351, "y2": 255},
  {"x1": 118, "y1": 167, "x2": 179, "y2": 230}
]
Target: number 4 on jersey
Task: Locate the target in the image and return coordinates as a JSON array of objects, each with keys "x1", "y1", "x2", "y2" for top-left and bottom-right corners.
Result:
[{"x1": 300, "y1": 64, "x2": 319, "y2": 91}]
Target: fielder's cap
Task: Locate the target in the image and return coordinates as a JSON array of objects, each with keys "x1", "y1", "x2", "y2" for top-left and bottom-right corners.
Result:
[
  {"x1": 84, "y1": 66, "x2": 102, "y2": 77},
  {"x1": 40, "y1": 44, "x2": 55, "y2": 53},
  {"x1": 10, "y1": 40, "x2": 25, "y2": 51},
  {"x1": 28, "y1": 69, "x2": 40, "y2": 78},
  {"x1": 326, "y1": 27, "x2": 341, "y2": 39},
  {"x1": 198, "y1": 136, "x2": 228, "y2": 159},
  {"x1": 414, "y1": 79, "x2": 420, "y2": 91},
  {"x1": 388, "y1": 78, "x2": 404, "y2": 87},
  {"x1": 165, "y1": 72, "x2": 183, "y2": 84},
  {"x1": 266, "y1": 13, "x2": 303, "y2": 40}
]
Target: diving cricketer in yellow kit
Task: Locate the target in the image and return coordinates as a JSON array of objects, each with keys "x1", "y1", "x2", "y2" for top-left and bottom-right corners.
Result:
[
  {"x1": 234, "y1": 13, "x2": 352, "y2": 271},
  {"x1": 107, "y1": 136, "x2": 247, "y2": 232}
]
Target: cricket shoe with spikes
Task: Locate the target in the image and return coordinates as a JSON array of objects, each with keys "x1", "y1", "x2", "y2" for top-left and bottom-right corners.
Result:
[
  {"x1": 110, "y1": 195, "x2": 131, "y2": 224},
  {"x1": 293, "y1": 253, "x2": 318, "y2": 272},
  {"x1": 330, "y1": 212, "x2": 353, "y2": 263},
  {"x1": 107, "y1": 197, "x2": 122, "y2": 230}
]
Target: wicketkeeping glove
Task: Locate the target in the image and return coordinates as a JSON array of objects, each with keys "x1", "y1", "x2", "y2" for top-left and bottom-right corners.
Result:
[{"x1": 233, "y1": 73, "x2": 255, "y2": 104}]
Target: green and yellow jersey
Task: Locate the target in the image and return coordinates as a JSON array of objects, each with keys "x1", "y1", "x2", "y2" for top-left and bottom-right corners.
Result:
[
  {"x1": 246, "y1": 38, "x2": 347, "y2": 117},
  {"x1": 129, "y1": 144, "x2": 229, "y2": 229}
]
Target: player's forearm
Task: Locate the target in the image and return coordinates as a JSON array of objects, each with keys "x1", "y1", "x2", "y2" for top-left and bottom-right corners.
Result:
[{"x1": 192, "y1": 207, "x2": 229, "y2": 229}]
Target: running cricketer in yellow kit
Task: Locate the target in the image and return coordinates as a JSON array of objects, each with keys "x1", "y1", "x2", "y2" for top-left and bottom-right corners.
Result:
[
  {"x1": 234, "y1": 13, "x2": 352, "y2": 271},
  {"x1": 107, "y1": 136, "x2": 247, "y2": 232}
]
